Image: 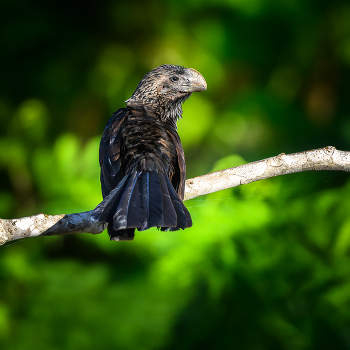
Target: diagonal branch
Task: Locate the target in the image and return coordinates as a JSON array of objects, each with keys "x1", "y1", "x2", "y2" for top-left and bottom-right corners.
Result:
[
  {"x1": 183, "y1": 145, "x2": 350, "y2": 200},
  {"x1": 1, "y1": 146, "x2": 349, "y2": 245}
]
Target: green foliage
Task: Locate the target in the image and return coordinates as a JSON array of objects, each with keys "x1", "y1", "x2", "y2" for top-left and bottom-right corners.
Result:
[{"x1": 1, "y1": 0, "x2": 350, "y2": 348}]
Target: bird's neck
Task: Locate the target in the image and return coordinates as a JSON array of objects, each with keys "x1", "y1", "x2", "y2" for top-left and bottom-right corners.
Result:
[
  {"x1": 158, "y1": 101, "x2": 183, "y2": 128},
  {"x1": 127, "y1": 94, "x2": 191, "y2": 129}
]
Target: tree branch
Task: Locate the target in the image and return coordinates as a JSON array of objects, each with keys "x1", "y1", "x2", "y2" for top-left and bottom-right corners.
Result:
[
  {"x1": 184, "y1": 145, "x2": 350, "y2": 200},
  {"x1": 1, "y1": 146, "x2": 349, "y2": 245}
]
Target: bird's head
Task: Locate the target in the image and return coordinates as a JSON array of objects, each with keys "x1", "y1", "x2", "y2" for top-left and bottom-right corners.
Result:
[{"x1": 125, "y1": 64, "x2": 207, "y2": 124}]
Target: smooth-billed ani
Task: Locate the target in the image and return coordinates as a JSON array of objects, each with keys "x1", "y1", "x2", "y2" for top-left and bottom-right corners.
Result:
[{"x1": 91, "y1": 64, "x2": 207, "y2": 240}]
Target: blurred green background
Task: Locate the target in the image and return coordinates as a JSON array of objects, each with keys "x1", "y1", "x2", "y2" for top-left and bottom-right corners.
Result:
[{"x1": 1, "y1": 0, "x2": 350, "y2": 349}]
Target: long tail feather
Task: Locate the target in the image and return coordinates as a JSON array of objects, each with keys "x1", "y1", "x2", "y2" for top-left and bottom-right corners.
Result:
[
  {"x1": 92, "y1": 170, "x2": 192, "y2": 239},
  {"x1": 108, "y1": 228, "x2": 135, "y2": 241},
  {"x1": 165, "y1": 176, "x2": 192, "y2": 230},
  {"x1": 126, "y1": 173, "x2": 144, "y2": 228},
  {"x1": 91, "y1": 175, "x2": 128, "y2": 222},
  {"x1": 113, "y1": 172, "x2": 140, "y2": 230},
  {"x1": 140, "y1": 172, "x2": 150, "y2": 230},
  {"x1": 148, "y1": 171, "x2": 164, "y2": 228},
  {"x1": 158, "y1": 173, "x2": 177, "y2": 228}
]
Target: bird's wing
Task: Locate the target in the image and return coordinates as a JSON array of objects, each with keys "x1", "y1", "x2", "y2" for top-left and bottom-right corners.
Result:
[
  {"x1": 99, "y1": 108, "x2": 128, "y2": 198},
  {"x1": 169, "y1": 130, "x2": 186, "y2": 201}
]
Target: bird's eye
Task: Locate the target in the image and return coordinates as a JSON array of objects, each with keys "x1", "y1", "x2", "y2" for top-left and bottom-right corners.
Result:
[{"x1": 170, "y1": 76, "x2": 179, "y2": 82}]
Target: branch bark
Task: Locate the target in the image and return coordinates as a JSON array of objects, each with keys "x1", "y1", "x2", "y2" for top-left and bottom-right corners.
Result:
[{"x1": 1, "y1": 146, "x2": 349, "y2": 245}]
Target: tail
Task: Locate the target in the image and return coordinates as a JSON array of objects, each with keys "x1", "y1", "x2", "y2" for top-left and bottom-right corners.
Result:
[{"x1": 91, "y1": 171, "x2": 192, "y2": 241}]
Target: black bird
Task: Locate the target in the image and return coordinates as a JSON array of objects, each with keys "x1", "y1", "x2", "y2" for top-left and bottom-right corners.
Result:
[{"x1": 91, "y1": 64, "x2": 207, "y2": 241}]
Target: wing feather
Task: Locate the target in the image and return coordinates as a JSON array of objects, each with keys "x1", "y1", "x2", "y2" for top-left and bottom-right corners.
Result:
[
  {"x1": 168, "y1": 130, "x2": 186, "y2": 200},
  {"x1": 99, "y1": 109, "x2": 128, "y2": 197}
]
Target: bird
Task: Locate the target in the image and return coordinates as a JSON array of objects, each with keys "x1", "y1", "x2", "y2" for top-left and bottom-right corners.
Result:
[{"x1": 91, "y1": 64, "x2": 207, "y2": 241}]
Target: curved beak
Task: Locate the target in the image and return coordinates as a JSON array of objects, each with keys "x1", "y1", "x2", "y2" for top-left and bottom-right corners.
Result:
[{"x1": 182, "y1": 68, "x2": 207, "y2": 92}]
